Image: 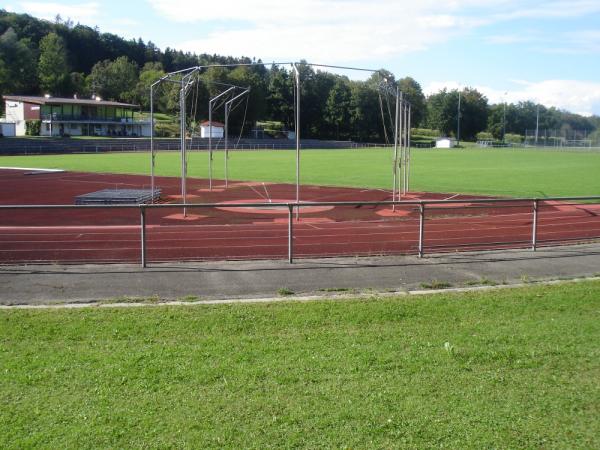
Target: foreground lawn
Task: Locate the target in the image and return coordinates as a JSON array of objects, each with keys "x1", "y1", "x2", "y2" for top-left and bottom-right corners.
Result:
[
  {"x1": 1, "y1": 147, "x2": 600, "y2": 197},
  {"x1": 1, "y1": 281, "x2": 599, "y2": 448}
]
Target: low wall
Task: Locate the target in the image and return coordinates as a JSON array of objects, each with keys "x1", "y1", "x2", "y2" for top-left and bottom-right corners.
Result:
[{"x1": 0, "y1": 137, "x2": 379, "y2": 155}]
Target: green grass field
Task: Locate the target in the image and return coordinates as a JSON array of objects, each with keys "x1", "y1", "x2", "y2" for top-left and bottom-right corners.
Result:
[
  {"x1": 1, "y1": 281, "x2": 599, "y2": 448},
  {"x1": 1, "y1": 147, "x2": 600, "y2": 197}
]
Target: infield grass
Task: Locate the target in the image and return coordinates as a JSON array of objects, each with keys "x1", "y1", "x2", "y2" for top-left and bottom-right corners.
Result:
[
  {"x1": 1, "y1": 147, "x2": 599, "y2": 197},
  {"x1": 1, "y1": 280, "x2": 599, "y2": 448}
]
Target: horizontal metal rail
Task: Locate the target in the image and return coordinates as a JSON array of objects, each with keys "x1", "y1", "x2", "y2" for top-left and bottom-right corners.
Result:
[
  {"x1": 1, "y1": 195, "x2": 600, "y2": 210},
  {"x1": 1, "y1": 195, "x2": 599, "y2": 267}
]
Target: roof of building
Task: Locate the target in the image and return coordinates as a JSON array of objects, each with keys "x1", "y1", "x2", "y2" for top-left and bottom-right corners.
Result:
[
  {"x1": 200, "y1": 120, "x2": 225, "y2": 127},
  {"x1": 3, "y1": 95, "x2": 139, "y2": 108}
]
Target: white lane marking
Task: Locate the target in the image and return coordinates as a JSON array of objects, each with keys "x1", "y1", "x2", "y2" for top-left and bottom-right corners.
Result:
[
  {"x1": 0, "y1": 167, "x2": 64, "y2": 172},
  {"x1": 263, "y1": 182, "x2": 272, "y2": 203}
]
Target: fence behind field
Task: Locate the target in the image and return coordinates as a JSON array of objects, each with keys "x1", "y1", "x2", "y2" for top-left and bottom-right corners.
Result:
[{"x1": 1, "y1": 196, "x2": 599, "y2": 266}]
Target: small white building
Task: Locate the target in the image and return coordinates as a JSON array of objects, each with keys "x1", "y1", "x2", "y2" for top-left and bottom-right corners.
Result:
[
  {"x1": 200, "y1": 121, "x2": 225, "y2": 139},
  {"x1": 0, "y1": 121, "x2": 16, "y2": 137},
  {"x1": 436, "y1": 137, "x2": 456, "y2": 148}
]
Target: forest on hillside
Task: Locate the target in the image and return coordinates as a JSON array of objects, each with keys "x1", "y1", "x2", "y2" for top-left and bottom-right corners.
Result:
[{"x1": 1, "y1": 9, "x2": 599, "y2": 142}]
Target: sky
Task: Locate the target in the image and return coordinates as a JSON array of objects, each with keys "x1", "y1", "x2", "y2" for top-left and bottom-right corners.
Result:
[{"x1": 5, "y1": 0, "x2": 600, "y2": 116}]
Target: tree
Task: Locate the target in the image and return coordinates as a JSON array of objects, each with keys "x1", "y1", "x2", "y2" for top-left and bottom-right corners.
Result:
[
  {"x1": 427, "y1": 88, "x2": 488, "y2": 140},
  {"x1": 0, "y1": 27, "x2": 37, "y2": 102},
  {"x1": 426, "y1": 89, "x2": 455, "y2": 135},
  {"x1": 325, "y1": 78, "x2": 352, "y2": 139},
  {"x1": 349, "y1": 80, "x2": 384, "y2": 142},
  {"x1": 69, "y1": 72, "x2": 89, "y2": 98},
  {"x1": 458, "y1": 88, "x2": 488, "y2": 140},
  {"x1": 228, "y1": 64, "x2": 268, "y2": 131},
  {"x1": 38, "y1": 32, "x2": 70, "y2": 95},
  {"x1": 89, "y1": 56, "x2": 138, "y2": 102},
  {"x1": 134, "y1": 62, "x2": 166, "y2": 110},
  {"x1": 266, "y1": 65, "x2": 294, "y2": 128},
  {"x1": 487, "y1": 101, "x2": 565, "y2": 139},
  {"x1": 398, "y1": 77, "x2": 426, "y2": 127}
]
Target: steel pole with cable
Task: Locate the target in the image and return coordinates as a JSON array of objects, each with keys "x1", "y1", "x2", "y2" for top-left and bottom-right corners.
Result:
[
  {"x1": 403, "y1": 100, "x2": 408, "y2": 195},
  {"x1": 293, "y1": 63, "x2": 301, "y2": 220},
  {"x1": 392, "y1": 86, "x2": 400, "y2": 209},
  {"x1": 208, "y1": 102, "x2": 212, "y2": 190},
  {"x1": 224, "y1": 102, "x2": 229, "y2": 188},
  {"x1": 208, "y1": 86, "x2": 236, "y2": 190},
  {"x1": 179, "y1": 79, "x2": 186, "y2": 216},
  {"x1": 223, "y1": 88, "x2": 250, "y2": 187},
  {"x1": 407, "y1": 103, "x2": 412, "y2": 192},
  {"x1": 457, "y1": 89, "x2": 461, "y2": 147},
  {"x1": 150, "y1": 83, "x2": 155, "y2": 202}
]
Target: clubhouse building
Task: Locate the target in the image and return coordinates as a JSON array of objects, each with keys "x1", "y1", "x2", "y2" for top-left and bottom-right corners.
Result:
[{"x1": 2, "y1": 95, "x2": 151, "y2": 137}]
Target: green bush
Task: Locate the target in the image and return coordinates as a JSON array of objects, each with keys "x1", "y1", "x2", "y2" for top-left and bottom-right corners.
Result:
[
  {"x1": 411, "y1": 128, "x2": 440, "y2": 138},
  {"x1": 25, "y1": 120, "x2": 41, "y2": 136},
  {"x1": 154, "y1": 121, "x2": 178, "y2": 138},
  {"x1": 476, "y1": 131, "x2": 493, "y2": 140},
  {"x1": 504, "y1": 133, "x2": 523, "y2": 144}
]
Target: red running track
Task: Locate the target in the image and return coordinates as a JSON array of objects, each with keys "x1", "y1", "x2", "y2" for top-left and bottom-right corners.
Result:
[{"x1": 0, "y1": 169, "x2": 599, "y2": 264}]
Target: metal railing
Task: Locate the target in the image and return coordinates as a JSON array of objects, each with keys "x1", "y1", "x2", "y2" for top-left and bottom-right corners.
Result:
[
  {"x1": 0, "y1": 142, "x2": 394, "y2": 155},
  {"x1": 40, "y1": 114, "x2": 147, "y2": 123},
  {"x1": 1, "y1": 195, "x2": 600, "y2": 267}
]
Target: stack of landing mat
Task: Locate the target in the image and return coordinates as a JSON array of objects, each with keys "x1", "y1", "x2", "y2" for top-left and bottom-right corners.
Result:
[{"x1": 75, "y1": 188, "x2": 161, "y2": 205}]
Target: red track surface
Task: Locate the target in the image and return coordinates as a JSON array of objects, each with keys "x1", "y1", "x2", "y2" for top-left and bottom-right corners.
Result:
[{"x1": 1, "y1": 169, "x2": 599, "y2": 264}]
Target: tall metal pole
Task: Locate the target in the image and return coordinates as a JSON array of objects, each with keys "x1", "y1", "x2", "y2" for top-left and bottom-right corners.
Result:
[
  {"x1": 535, "y1": 104, "x2": 540, "y2": 146},
  {"x1": 150, "y1": 84, "x2": 155, "y2": 202},
  {"x1": 223, "y1": 88, "x2": 250, "y2": 188},
  {"x1": 208, "y1": 86, "x2": 236, "y2": 190},
  {"x1": 399, "y1": 91, "x2": 404, "y2": 199},
  {"x1": 224, "y1": 102, "x2": 229, "y2": 188},
  {"x1": 403, "y1": 100, "x2": 409, "y2": 195},
  {"x1": 208, "y1": 102, "x2": 212, "y2": 190},
  {"x1": 502, "y1": 94, "x2": 507, "y2": 143},
  {"x1": 180, "y1": 79, "x2": 187, "y2": 217},
  {"x1": 294, "y1": 64, "x2": 301, "y2": 219},
  {"x1": 457, "y1": 90, "x2": 461, "y2": 147},
  {"x1": 392, "y1": 85, "x2": 400, "y2": 208},
  {"x1": 407, "y1": 103, "x2": 411, "y2": 192}
]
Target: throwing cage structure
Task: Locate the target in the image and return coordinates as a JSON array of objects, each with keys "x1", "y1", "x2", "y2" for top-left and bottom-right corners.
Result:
[{"x1": 149, "y1": 62, "x2": 412, "y2": 216}]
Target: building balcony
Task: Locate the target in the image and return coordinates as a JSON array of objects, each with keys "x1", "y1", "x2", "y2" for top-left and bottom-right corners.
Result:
[{"x1": 41, "y1": 114, "x2": 149, "y2": 124}]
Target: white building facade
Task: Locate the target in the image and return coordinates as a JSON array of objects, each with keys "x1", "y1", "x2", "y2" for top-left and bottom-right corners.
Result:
[
  {"x1": 2, "y1": 95, "x2": 151, "y2": 137},
  {"x1": 435, "y1": 138, "x2": 456, "y2": 148},
  {"x1": 200, "y1": 121, "x2": 225, "y2": 138}
]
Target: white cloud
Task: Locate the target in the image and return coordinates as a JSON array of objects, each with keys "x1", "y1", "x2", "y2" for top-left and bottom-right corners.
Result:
[
  {"x1": 18, "y1": 2, "x2": 100, "y2": 24},
  {"x1": 487, "y1": 28, "x2": 600, "y2": 54},
  {"x1": 147, "y1": 0, "x2": 600, "y2": 64},
  {"x1": 486, "y1": 32, "x2": 545, "y2": 45},
  {"x1": 147, "y1": 0, "x2": 504, "y2": 63},
  {"x1": 494, "y1": 0, "x2": 600, "y2": 20},
  {"x1": 112, "y1": 18, "x2": 140, "y2": 27},
  {"x1": 557, "y1": 30, "x2": 600, "y2": 53},
  {"x1": 424, "y1": 79, "x2": 600, "y2": 116}
]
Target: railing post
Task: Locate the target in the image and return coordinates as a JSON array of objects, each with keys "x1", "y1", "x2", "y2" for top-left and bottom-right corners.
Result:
[
  {"x1": 140, "y1": 206, "x2": 147, "y2": 268},
  {"x1": 532, "y1": 199, "x2": 539, "y2": 251},
  {"x1": 288, "y1": 204, "x2": 294, "y2": 263},
  {"x1": 418, "y1": 202, "x2": 425, "y2": 258}
]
